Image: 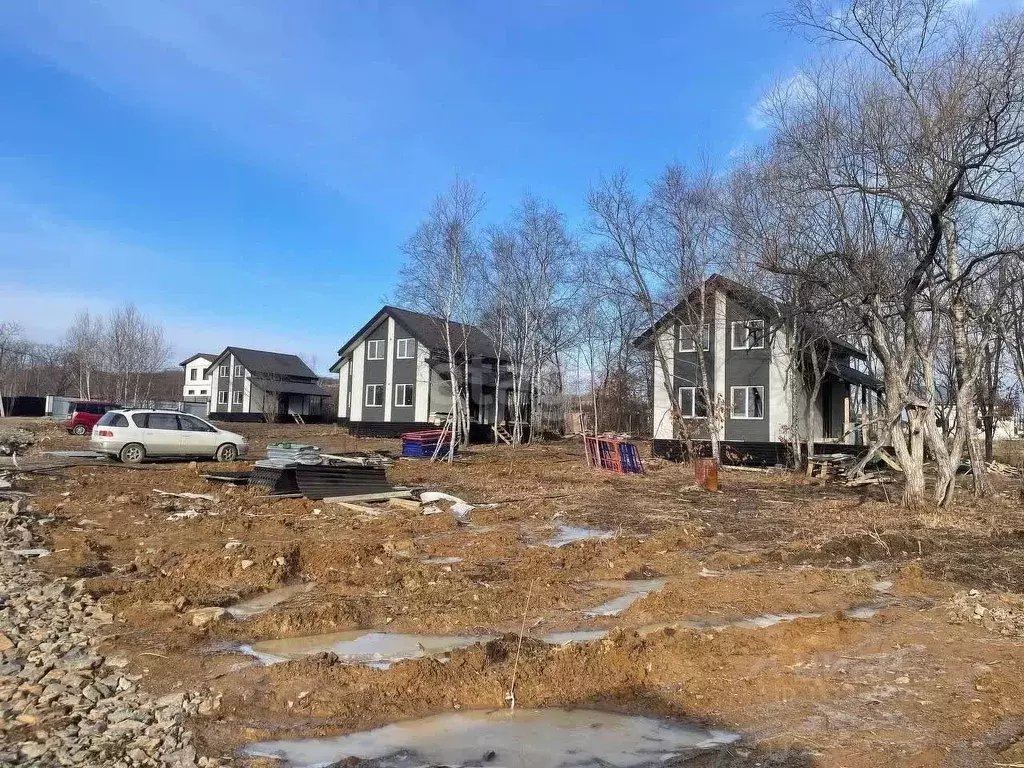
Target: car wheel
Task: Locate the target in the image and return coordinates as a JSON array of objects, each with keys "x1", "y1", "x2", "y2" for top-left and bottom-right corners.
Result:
[
  {"x1": 216, "y1": 443, "x2": 238, "y2": 462},
  {"x1": 72, "y1": 424, "x2": 87, "y2": 436},
  {"x1": 119, "y1": 443, "x2": 146, "y2": 464}
]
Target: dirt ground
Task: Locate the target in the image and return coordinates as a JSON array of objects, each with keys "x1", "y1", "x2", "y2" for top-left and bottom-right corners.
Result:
[{"x1": 7, "y1": 417, "x2": 1024, "y2": 767}]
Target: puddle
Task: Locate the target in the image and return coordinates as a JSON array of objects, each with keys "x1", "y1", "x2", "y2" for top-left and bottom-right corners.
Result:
[
  {"x1": 541, "y1": 629, "x2": 610, "y2": 645},
  {"x1": 845, "y1": 604, "x2": 881, "y2": 620},
  {"x1": 544, "y1": 524, "x2": 614, "y2": 548},
  {"x1": 583, "y1": 579, "x2": 666, "y2": 616},
  {"x1": 226, "y1": 583, "x2": 315, "y2": 619},
  {"x1": 420, "y1": 556, "x2": 463, "y2": 565},
  {"x1": 241, "y1": 630, "x2": 495, "y2": 667},
  {"x1": 243, "y1": 708, "x2": 739, "y2": 767}
]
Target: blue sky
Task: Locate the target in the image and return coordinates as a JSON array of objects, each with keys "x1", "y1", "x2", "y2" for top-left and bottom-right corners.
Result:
[{"x1": 0, "y1": 0, "x2": 1004, "y2": 370}]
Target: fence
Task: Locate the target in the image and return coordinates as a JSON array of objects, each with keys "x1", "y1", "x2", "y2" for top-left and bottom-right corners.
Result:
[{"x1": 44, "y1": 396, "x2": 207, "y2": 420}]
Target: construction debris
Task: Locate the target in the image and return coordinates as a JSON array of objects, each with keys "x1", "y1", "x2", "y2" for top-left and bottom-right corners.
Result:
[
  {"x1": 583, "y1": 436, "x2": 644, "y2": 474},
  {"x1": 0, "y1": 427, "x2": 33, "y2": 456},
  {"x1": 263, "y1": 442, "x2": 323, "y2": 466}
]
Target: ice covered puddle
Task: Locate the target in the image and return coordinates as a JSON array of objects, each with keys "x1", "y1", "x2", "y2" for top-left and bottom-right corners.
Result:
[
  {"x1": 243, "y1": 708, "x2": 739, "y2": 767},
  {"x1": 583, "y1": 580, "x2": 666, "y2": 617},
  {"x1": 544, "y1": 524, "x2": 614, "y2": 548},
  {"x1": 226, "y1": 583, "x2": 315, "y2": 619},
  {"x1": 242, "y1": 630, "x2": 491, "y2": 667}
]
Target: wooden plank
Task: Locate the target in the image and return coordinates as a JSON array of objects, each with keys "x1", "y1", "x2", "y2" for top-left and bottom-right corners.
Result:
[
  {"x1": 332, "y1": 501, "x2": 381, "y2": 514},
  {"x1": 323, "y1": 490, "x2": 416, "y2": 504},
  {"x1": 876, "y1": 450, "x2": 904, "y2": 473},
  {"x1": 387, "y1": 497, "x2": 421, "y2": 511}
]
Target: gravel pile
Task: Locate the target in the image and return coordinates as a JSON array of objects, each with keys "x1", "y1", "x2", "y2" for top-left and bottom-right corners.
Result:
[
  {"x1": 948, "y1": 588, "x2": 1024, "y2": 638},
  {"x1": 1, "y1": 499, "x2": 227, "y2": 767}
]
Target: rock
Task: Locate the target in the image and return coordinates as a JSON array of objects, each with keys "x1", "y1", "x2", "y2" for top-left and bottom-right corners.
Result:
[
  {"x1": 19, "y1": 742, "x2": 47, "y2": 759},
  {"x1": 974, "y1": 603, "x2": 987, "y2": 617},
  {"x1": 0, "y1": 633, "x2": 13, "y2": 652},
  {"x1": 239, "y1": 560, "x2": 254, "y2": 570},
  {"x1": 189, "y1": 607, "x2": 227, "y2": 627}
]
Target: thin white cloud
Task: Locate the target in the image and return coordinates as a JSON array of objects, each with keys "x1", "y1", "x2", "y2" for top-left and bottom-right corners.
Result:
[
  {"x1": 746, "y1": 72, "x2": 814, "y2": 132},
  {"x1": 0, "y1": 1, "x2": 452, "y2": 201}
]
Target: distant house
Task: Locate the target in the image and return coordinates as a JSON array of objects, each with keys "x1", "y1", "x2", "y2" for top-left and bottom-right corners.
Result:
[
  {"x1": 330, "y1": 306, "x2": 518, "y2": 438},
  {"x1": 637, "y1": 275, "x2": 883, "y2": 461},
  {"x1": 179, "y1": 353, "x2": 217, "y2": 412},
  {"x1": 206, "y1": 347, "x2": 328, "y2": 422}
]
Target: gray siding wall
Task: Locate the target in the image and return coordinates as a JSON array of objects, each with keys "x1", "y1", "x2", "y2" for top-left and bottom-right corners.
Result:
[
  {"x1": 361, "y1": 321, "x2": 388, "y2": 420},
  {"x1": 391, "y1": 332, "x2": 417, "y2": 421},
  {"x1": 724, "y1": 297, "x2": 770, "y2": 441},
  {"x1": 673, "y1": 315, "x2": 715, "y2": 438},
  {"x1": 216, "y1": 361, "x2": 229, "y2": 412},
  {"x1": 229, "y1": 362, "x2": 246, "y2": 413}
]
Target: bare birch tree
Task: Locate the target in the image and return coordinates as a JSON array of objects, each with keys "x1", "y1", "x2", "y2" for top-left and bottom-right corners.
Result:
[{"x1": 397, "y1": 177, "x2": 484, "y2": 460}]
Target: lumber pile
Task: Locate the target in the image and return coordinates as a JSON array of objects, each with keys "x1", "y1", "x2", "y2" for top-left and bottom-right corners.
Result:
[{"x1": 985, "y1": 461, "x2": 1022, "y2": 477}]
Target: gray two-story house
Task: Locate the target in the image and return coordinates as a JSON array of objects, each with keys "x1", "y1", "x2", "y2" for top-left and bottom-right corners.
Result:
[
  {"x1": 206, "y1": 347, "x2": 329, "y2": 422},
  {"x1": 330, "y1": 306, "x2": 517, "y2": 438},
  {"x1": 638, "y1": 275, "x2": 882, "y2": 460}
]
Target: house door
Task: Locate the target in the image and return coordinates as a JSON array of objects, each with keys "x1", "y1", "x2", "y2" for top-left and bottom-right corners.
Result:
[
  {"x1": 821, "y1": 386, "x2": 834, "y2": 439},
  {"x1": 277, "y1": 393, "x2": 288, "y2": 415}
]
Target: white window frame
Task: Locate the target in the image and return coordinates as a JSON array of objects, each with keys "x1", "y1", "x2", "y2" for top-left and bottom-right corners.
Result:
[
  {"x1": 219, "y1": 364, "x2": 228, "y2": 377},
  {"x1": 730, "y1": 385, "x2": 765, "y2": 419},
  {"x1": 199, "y1": 389, "x2": 207, "y2": 395},
  {"x1": 678, "y1": 324, "x2": 711, "y2": 353},
  {"x1": 677, "y1": 386, "x2": 709, "y2": 419},
  {"x1": 187, "y1": 389, "x2": 195, "y2": 396},
  {"x1": 366, "y1": 339, "x2": 385, "y2": 360},
  {"x1": 395, "y1": 338, "x2": 415, "y2": 359},
  {"x1": 233, "y1": 364, "x2": 243, "y2": 377},
  {"x1": 395, "y1": 383, "x2": 414, "y2": 406},
  {"x1": 731, "y1": 319, "x2": 765, "y2": 350},
  {"x1": 677, "y1": 387, "x2": 696, "y2": 418},
  {"x1": 364, "y1": 383, "x2": 384, "y2": 407},
  {"x1": 190, "y1": 368, "x2": 198, "y2": 381},
  {"x1": 217, "y1": 391, "x2": 229, "y2": 405},
  {"x1": 232, "y1": 390, "x2": 244, "y2": 405}
]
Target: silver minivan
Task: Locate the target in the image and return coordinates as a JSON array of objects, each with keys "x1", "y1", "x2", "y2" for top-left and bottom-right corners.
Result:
[{"x1": 90, "y1": 409, "x2": 249, "y2": 463}]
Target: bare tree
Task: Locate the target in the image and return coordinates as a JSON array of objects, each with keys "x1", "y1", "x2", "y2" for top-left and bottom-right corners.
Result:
[
  {"x1": 397, "y1": 177, "x2": 484, "y2": 460},
  {"x1": 101, "y1": 304, "x2": 172, "y2": 405},
  {"x1": 482, "y1": 196, "x2": 579, "y2": 444},
  {"x1": 737, "y1": 0, "x2": 1024, "y2": 506},
  {"x1": 63, "y1": 311, "x2": 104, "y2": 399}
]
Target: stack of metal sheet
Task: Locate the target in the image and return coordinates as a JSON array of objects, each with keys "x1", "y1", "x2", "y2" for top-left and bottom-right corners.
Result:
[{"x1": 259, "y1": 442, "x2": 322, "y2": 468}]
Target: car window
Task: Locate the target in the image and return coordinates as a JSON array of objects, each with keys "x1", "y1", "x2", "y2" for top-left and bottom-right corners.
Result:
[
  {"x1": 147, "y1": 413, "x2": 180, "y2": 431},
  {"x1": 179, "y1": 415, "x2": 215, "y2": 433},
  {"x1": 132, "y1": 414, "x2": 148, "y2": 428},
  {"x1": 96, "y1": 411, "x2": 128, "y2": 427}
]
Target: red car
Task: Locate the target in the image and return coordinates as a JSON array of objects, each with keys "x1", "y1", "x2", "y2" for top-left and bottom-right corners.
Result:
[{"x1": 65, "y1": 401, "x2": 121, "y2": 435}]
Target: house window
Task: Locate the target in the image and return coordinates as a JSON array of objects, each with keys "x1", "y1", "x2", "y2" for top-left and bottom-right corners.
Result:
[
  {"x1": 188, "y1": 389, "x2": 195, "y2": 396},
  {"x1": 730, "y1": 386, "x2": 764, "y2": 419},
  {"x1": 233, "y1": 390, "x2": 244, "y2": 405},
  {"x1": 219, "y1": 364, "x2": 228, "y2": 377},
  {"x1": 396, "y1": 338, "x2": 415, "y2": 359},
  {"x1": 218, "y1": 391, "x2": 229, "y2": 405},
  {"x1": 366, "y1": 340, "x2": 385, "y2": 360},
  {"x1": 199, "y1": 389, "x2": 207, "y2": 395},
  {"x1": 365, "y1": 384, "x2": 384, "y2": 407},
  {"x1": 731, "y1": 320, "x2": 765, "y2": 350},
  {"x1": 190, "y1": 369, "x2": 198, "y2": 381},
  {"x1": 678, "y1": 324, "x2": 711, "y2": 352},
  {"x1": 395, "y1": 383, "x2": 414, "y2": 407},
  {"x1": 677, "y1": 387, "x2": 709, "y2": 418},
  {"x1": 233, "y1": 364, "x2": 243, "y2": 377}
]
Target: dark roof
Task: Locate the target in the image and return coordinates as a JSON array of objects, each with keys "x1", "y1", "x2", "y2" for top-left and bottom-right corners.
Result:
[
  {"x1": 178, "y1": 352, "x2": 219, "y2": 367},
  {"x1": 829, "y1": 363, "x2": 884, "y2": 391},
  {"x1": 635, "y1": 274, "x2": 867, "y2": 360},
  {"x1": 209, "y1": 347, "x2": 318, "y2": 380},
  {"x1": 249, "y1": 377, "x2": 328, "y2": 396},
  {"x1": 331, "y1": 306, "x2": 496, "y2": 371}
]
